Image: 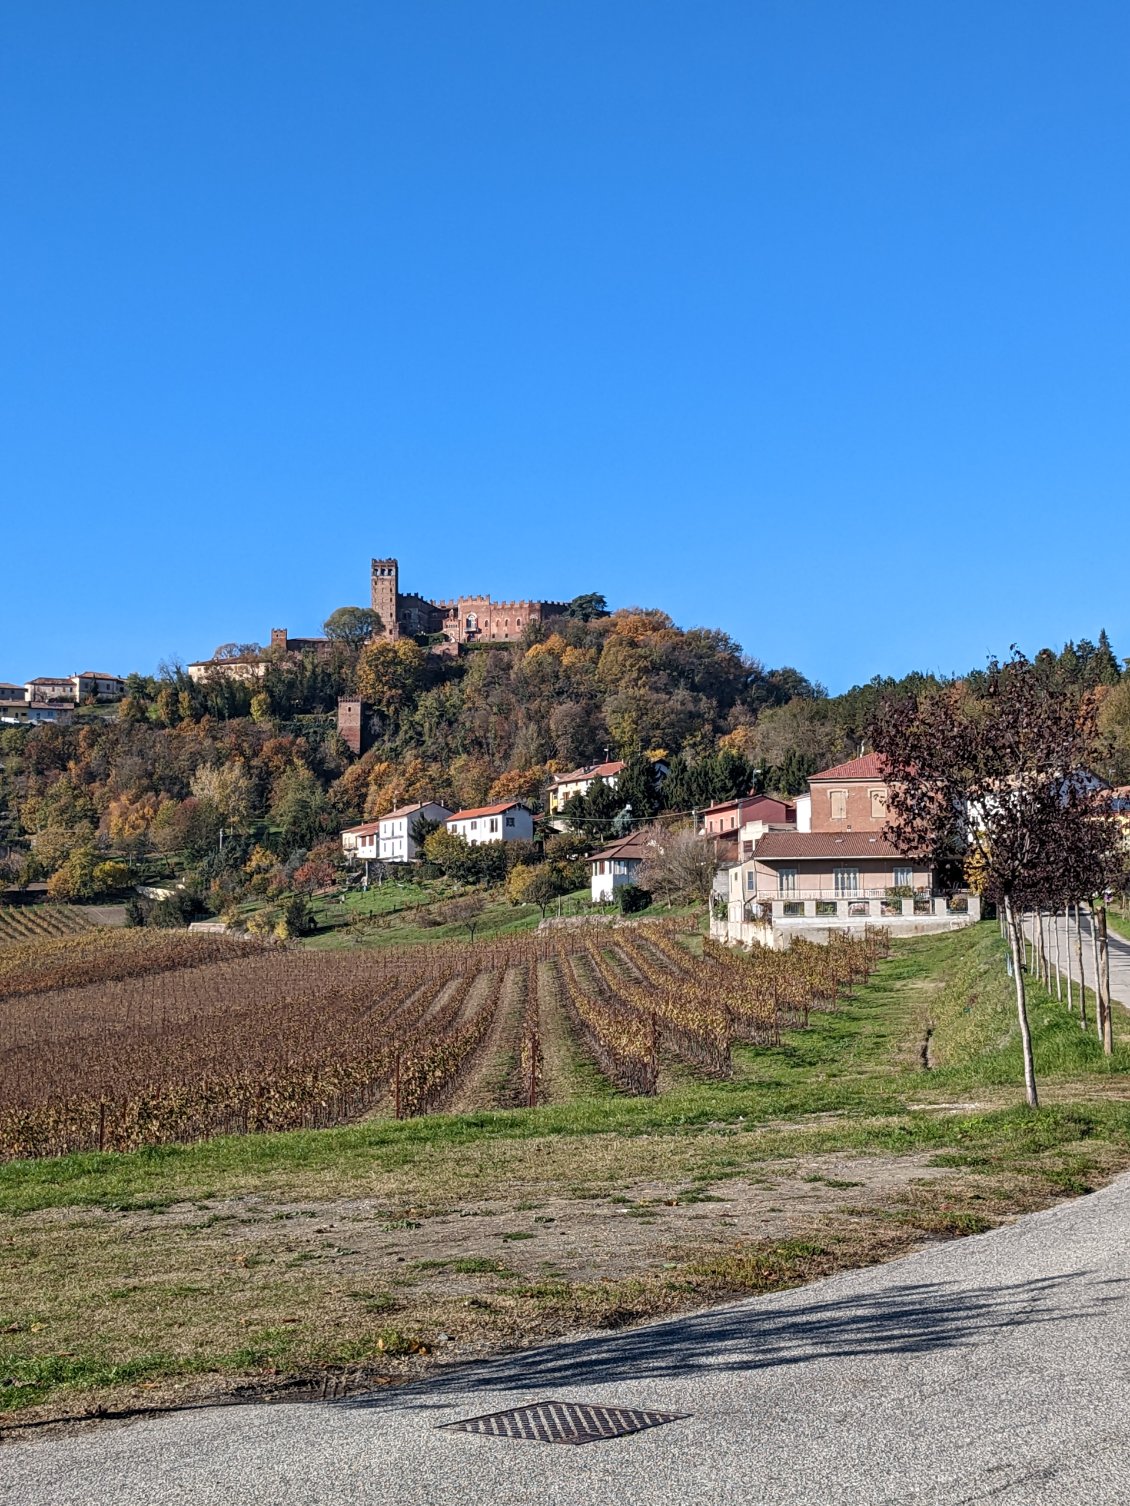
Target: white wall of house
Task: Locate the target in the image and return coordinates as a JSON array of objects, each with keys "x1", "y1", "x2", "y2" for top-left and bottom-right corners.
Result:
[
  {"x1": 447, "y1": 805, "x2": 534, "y2": 846},
  {"x1": 379, "y1": 802, "x2": 451, "y2": 861},
  {"x1": 590, "y1": 855, "x2": 641, "y2": 902},
  {"x1": 795, "y1": 793, "x2": 812, "y2": 832},
  {"x1": 25, "y1": 678, "x2": 75, "y2": 703},
  {"x1": 72, "y1": 673, "x2": 125, "y2": 701}
]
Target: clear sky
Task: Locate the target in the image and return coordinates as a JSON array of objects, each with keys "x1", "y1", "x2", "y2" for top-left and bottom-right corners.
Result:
[{"x1": 3, "y1": 2, "x2": 1128, "y2": 692}]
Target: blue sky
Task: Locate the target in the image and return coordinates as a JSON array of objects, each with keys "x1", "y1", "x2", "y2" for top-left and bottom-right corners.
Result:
[{"x1": 3, "y1": 1, "x2": 1128, "y2": 692}]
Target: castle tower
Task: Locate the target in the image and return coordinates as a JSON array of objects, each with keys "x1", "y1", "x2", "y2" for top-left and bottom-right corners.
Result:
[{"x1": 370, "y1": 558, "x2": 399, "y2": 639}]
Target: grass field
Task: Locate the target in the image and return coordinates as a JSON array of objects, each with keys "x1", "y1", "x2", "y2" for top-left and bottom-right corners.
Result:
[{"x1": 2, "y1": 920, "x2": 1129, "y2": 1429}]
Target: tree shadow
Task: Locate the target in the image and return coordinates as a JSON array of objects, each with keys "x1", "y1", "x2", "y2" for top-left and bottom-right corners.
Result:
[{"x1": 339, "y1": 1269, "x2": 1122, "y2": 1415}]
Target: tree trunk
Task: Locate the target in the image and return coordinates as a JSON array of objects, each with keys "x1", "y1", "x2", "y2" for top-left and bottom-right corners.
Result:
[
  {"x1": 1052, "y1": 912, "x2": 1062, "y2": 1002},
  {"x1": 1074, "y1": 905, "x2": 1088, "y2": 1031},
  {"x1": 1097, "y1": 902, "x2": 1113, "y2": 1056},
  {"x1": 1005, "y1": 898, "x2": 1039, "y2": 1108},
  {"x1": 1089, "y1": 903, "x2": 1103, "y2": 1042},
  {"x1": 1064, "y1": 906, "x2": 1073, "y2": 1012}
]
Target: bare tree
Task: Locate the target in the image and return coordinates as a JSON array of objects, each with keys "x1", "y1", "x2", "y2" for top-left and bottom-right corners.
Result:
[{"x1": 638, "y1": 822, "x2": 716, "y2": 907}]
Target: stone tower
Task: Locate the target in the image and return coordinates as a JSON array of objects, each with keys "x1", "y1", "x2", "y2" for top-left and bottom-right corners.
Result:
[{"x1": 370, "y1": 558, "x2": 399, "y2": 639}]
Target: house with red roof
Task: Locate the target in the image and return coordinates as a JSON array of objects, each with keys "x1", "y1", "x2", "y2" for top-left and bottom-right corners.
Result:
[
  {"x1": 446, "y1": 800, "x2": 535, "y2": 846},
  {"x1": 546, "y1": 760, "x2": 626, "y2": 816},
  {"x1": 718, "y1": 752, "x2": 979, "y2": 945}
]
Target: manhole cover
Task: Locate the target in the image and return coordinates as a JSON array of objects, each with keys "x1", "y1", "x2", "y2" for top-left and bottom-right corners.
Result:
[{"x1": 438, "y1": 1399, "x2": 686, "y2": 1446}]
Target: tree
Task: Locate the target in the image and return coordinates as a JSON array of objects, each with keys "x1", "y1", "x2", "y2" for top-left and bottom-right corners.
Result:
[
  {"x1": 872, "y1": 652, "x2": 1126, "y2": 1106},
  {"x1": 563, "y1": 593, "x2": 609, "y2": 621},
  {"x1": 410, "y1": 813, "x2": 443, "y2": 849},
  {"x1": 507, "y1": 862, "x2": 568, "y2": 916},
  {"x1": 422, "y1": 827, "x2": 482, "y2": 883},
  {"x1": 323, "y1": 606, "x2": 383, "y2": 647},
  {"x1": 92, "y1": 860, "x2": 131, "y2": 893},
  {"x1": 213, "y1": 642, "x2": 261, "y2": 661},
  {"x1": 562, "y1": 777, "x2": 625, "y2": 840},
  {"x1": 355, "y1": 638, "x2": 427, "y2": 716},
  {"x1": 268, "y1": 767, "x2": 330, "y2": 853},
  {"x1": 637, "y1": 823, "x2": 715, "y2": 906},
  {"x1": 190, "y1": 762, "x2": 252, "y2": 828},
  {"x1": 46, "y1": 847, "x2": 98, "y2": 900},
  {"x1": 614, "y1": 750, "x2": 662, "y2": 822}
]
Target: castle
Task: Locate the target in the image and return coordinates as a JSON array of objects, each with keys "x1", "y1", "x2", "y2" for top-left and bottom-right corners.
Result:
[{"x1": 371, "y1": 558, "x2": 567, "y2": 647}]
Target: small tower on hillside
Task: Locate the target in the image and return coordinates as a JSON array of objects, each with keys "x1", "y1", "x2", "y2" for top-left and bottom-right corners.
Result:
[{"x1": 370, "y1": 558, "x2": 399, "y2": 639}]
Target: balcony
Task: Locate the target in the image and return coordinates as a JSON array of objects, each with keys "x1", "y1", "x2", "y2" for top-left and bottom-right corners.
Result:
[{"x1": 745, "y1": 892, "x2": 979, "y2": 923}]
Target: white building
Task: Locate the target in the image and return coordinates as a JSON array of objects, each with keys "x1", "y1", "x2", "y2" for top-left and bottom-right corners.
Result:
[
  {"x1": 72, "y1": 671, "x2": 126, "y2": 702},
  {"x1": 25, "y1": 677, "x2": 75, "y2": 703},
  {"x1": 378, "y1": 801, "x2": 453, "y2": 862},
  {"x1": 340, "y1": 821, "x2": 375, "y2": 858},
  {"x1": 445, "y1": 801, "x2": 535, "y2": 846},
  {"x1": 588, "y1": 834, "x2": 649, "y2": 902}
]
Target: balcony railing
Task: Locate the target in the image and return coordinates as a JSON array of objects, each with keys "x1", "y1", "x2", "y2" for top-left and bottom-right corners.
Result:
[{"x1": 739, "y1": 892, "x2": 978, "y2": 924}]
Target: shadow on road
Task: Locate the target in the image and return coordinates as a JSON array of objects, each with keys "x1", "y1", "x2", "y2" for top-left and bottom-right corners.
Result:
[{"x1": 340, "y1": 1270, "x2": 1123, "y2": 1414}]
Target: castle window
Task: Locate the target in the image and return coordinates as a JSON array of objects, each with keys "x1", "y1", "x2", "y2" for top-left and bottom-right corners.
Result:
[{"x1": 516, "y1": 618, "x2": 522, "y2": 628}]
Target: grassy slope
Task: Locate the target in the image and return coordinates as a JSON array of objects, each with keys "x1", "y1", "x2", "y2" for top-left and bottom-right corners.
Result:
[{"x1": 3, "y1": 922, "x2": 1130, "y2": 1421}]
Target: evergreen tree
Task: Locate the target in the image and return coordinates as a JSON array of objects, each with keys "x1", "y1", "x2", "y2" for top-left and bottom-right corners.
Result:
[
  {"x1": 1092, "y1": 629, "x2": 1121, "y2": 686},
  {"x1": 614, "y1": 751, "x2": 661, "y2": 822}
]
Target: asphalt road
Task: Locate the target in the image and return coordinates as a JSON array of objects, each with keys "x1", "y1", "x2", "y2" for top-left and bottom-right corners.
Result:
[
  {"x1": 7, "y1": 1175, "x2": 1130, "y2": 1506},
  {"x1": 1023, "y1": 911, "x2": 1130, "y2": 1011}
]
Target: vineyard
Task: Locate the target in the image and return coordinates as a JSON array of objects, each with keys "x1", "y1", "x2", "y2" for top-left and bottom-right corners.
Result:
[
  {"x1": 0, "y1": 923, "x2": 889, "y2": 1161},
  {"x1": 0, "y1": 903, "x2": 97, "y2": 949}
]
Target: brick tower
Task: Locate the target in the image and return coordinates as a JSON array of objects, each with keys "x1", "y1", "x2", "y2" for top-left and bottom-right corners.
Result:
[{"x1": 370, "y1": 558, "x2": 400, "y2": 639}]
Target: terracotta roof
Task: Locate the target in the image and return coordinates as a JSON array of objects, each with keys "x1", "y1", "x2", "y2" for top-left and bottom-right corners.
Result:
[
  {"x1": 702, "y1": 794, "x2": 795, "y2": 818},
  {"x1": 753, "y1": 832, "x2": 911, "y2": 860},
  {"x1": 343, "y1": 821, "x2": 381, "y2": 837},
  {"x1": 810, "y1": 753, "x2": 888, "y2": 782},
  {"x1": 588, "y1": 834, "x2": 650, "y2": 864},
  {"x1": 75, "y1": 671, "x2": 123, "y2": 680},
  {"x1": 548, "y1": 760, "x2": 625, "y2": 787},
  {"x1": 381, "y1": 801, "x2": 452, "y2": 821},
  {"x1": 447, "y1": 800, "x2": 529, "y2": 822}
]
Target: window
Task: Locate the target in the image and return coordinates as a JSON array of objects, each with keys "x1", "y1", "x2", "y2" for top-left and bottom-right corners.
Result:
[
  {"x1": 516, "y1": 618, "x2": 522, "y2": 628},
  {"x1": 894, "y1": 866, "x2": 913, "y2": 888},
  {"x1": 870, "y1": 789, "x2": 887, "y2": 821},
  {"x1": 489, "y1": 818, "x2": 499, "y2": 833},
  {"x1": 470, "y1": 820, "x2": 478, "y2": 830},
  {"x1": 747, "y1": 871, "x2": 756, "y2": 890},
  {"x1": 777, "y1": 867, "x2": 798, "y2": 896},
  {"x1": 505, "y1": 815, "x2": 515, "y2": 827},
  {"x1": 834, "y1": 866, "x2": 860, "y2": 896},
  {"x1": 465, "y1": 612, "x2": 478, "y2": 633},
  {"x1": 830, "y1": 790, "x2": 848, "y2": 821}
]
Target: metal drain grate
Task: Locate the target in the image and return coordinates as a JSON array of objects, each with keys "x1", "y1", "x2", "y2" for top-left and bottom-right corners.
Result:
[{"x1": 438, "y1": 1399, "x2": 686, "y2": 1446}]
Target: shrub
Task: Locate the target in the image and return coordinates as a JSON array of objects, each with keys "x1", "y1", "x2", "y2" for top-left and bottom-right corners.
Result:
[
  {"x1": 92, "y1": 860, "x2": 131, "y2": 894},
  {"x1": 617, "y1": 884, "x2": 651, "y2": 915}
]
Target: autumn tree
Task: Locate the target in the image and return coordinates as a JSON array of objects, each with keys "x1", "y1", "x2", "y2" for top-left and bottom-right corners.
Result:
[
  {"x1": 323, "y1": 606, "x2": 383, "y2": 647},
  {"x1": 873, "y1": 652, "x2": 1125, "y2": 1106}
]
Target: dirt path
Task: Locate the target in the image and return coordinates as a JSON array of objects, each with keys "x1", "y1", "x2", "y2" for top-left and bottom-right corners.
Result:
[
  {"x1": 536, "y1": 957, "x2": 617, "y2": 1102},
  {"x1": 444, "y1": 967, "x2": 524, "y2": 1114}
]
